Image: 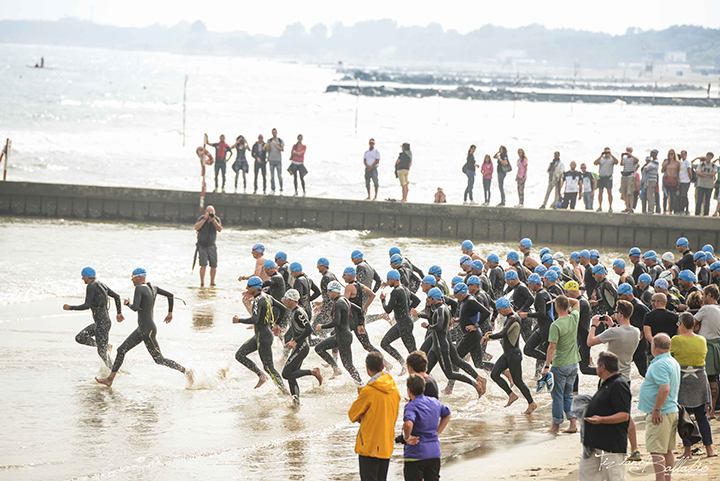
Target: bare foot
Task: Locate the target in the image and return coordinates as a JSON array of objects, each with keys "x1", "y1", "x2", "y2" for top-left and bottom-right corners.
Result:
[
  {"x1": 485, "y1": 352, "x2": 493, "y2": 361},
  {"x1": 185, "y1": 369, "x2": 195, "y2": 385},
  {"x1": 543, "y1": 427, "x2": 560, "y2": 434},
  {"x1": 254, "y1": 374, "x2": 269, "y2": 389},
  {"x1": 476, "y1": 375, "x2": 487, "y2": 394},
  {"x1": 524, "y1": 402, "x2": 538, "y2": 415},
  {"x1": 505, "y1": 392, "x2": 519, "y2": 407},
  {"x1": 707, "y1": 449, "x2": 717, "y2": 458},
  {"x1": 442, "y1": 386, "x2": 453, "y2": 396},
  {"x1": 561, "y1": 428, "x2": 578, "y2": 434},
  {"x1": 311, "y1": 367, "x2": 323, "y2": 386},
  {"x1": 365, "y1": 196, "x2": 370, "y2": 200},
  {"x1": 95, "y1": 376, "x2": 113, "y2": 387},
  {"x1": 330, "y1": 368, "x2": 343, "y2": 380},
  {"x1": 474, "y1": 382, "x2": 485, "y2": 399}
]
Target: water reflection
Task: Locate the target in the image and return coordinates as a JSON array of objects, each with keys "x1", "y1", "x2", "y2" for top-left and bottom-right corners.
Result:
[{"x1": 192, "y1": 288, "x2": 216, "y2": 331}]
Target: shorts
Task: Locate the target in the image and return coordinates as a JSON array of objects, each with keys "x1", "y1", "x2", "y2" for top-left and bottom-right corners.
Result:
[
  {"x1": 397, "y1": 169, "x2": 410, "y2": 186},
  {"x1": 287, "y1": 163, "x2": 308, "y2": 176},
  {"x1": 365, "y1": 166, "x2": 379, "y2": 189},
  {"x1": 198, "y1": 244, "x2": 218, "y2": 268},
  {"x1": 597, "y1": 176, "x2": 613, "y2": 190},
  {"x1": 620, "y1": 175, "x2": 635, "y2": 196},
  {"x1": 645, "y1": 411, "x2": 678, "y2": 453}
]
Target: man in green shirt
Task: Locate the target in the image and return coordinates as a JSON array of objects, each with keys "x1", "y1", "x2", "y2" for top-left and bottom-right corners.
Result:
[{"x1": 542, "y1": 295, "x2": 580, "y2": 434}]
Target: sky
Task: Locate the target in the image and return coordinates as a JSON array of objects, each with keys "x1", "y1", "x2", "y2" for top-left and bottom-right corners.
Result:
[{"x1": 0, "y1": 0, "x2": 719, "y2": 36}]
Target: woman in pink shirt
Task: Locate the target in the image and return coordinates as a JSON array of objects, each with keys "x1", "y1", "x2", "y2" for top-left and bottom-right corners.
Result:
[
  {"x1": 481, "y1": 155, "x2": 494, "y2": 205},
  {"x1": 287, "y1": 134, "x2": 308, "y2": 196},
  {"x1": 516, "y1": 149, "x2": 528, "y2": 207}
]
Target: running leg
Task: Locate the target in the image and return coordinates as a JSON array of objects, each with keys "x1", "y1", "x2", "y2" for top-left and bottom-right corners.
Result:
[
  {"x1": 111, "y1": 328, "x2": 144, "y2": 373},
  {"x1": 258, "y1": 336, "x2": 286, "y2": 392},
  {"x1": 354, "y1": 327, "x2": 380, "y2": 353},
  {"x1": 314, "y1": 336, "x2": 340, "y2": 369},
  {"x1": 338, "y1": 336, "x2": 362, "y2": 385},
  {"x1": 508, "y1": 350, "x2": 534, "y2": 404},
  {"x1": 143, "y1": 329, "x2": 186, "y2": 373},
  {"x1": 490, "y1": 354, "x2": 512, "y2": 395},
  {"x1": 523, "y1": 330, "x2": 547, "y2": 362},
  {"x1": 437, "y1": 344, "x2": 476, "y2": 386},
  {"x1": 75, "y1": 323, "x2": 97, "y2": 347},
  {"x1": 398, "y1": 323, "x2": 417, "y2": 354},
  {"x1": 94, "y1": 317, "x2": 112, "y2": 368},
  {"x1": 380, "y1": 325, "x2": 405, "y2": 365},
  {"x1": 235, "y1": 335, "x2": 264, "y2": 377},
  {"x1": 282, "y1": 344, "x2": 311, "y2": 399},
  {"x1": 449, "y1": 342, "x2": 479, "y2": 378}
]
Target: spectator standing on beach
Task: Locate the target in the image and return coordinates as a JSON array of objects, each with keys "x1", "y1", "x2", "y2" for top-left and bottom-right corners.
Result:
[
  {"x1": 364, "y1": 138, "x2": 380, "y2": 201},
  {"x1": 641, "y1": 150, "x2": 660, "y2": 214},
  {"x1": 594, "y1": 147, "x2": 618, "y2": 213},
  {"x1": 662, "y1": 149, "x2": 681, "y2": 214},
  {"x1": 480, "y1": 154, "x2": 493, "y2": 205},
  {"x1": 670, "y1": 312, "x2": 716, "y2": 459},
  {"x1": 265, "y1": 128, "x2": 285, "y2": 195},
  {"x1": 620, "y1": 147, "x2": 639, "y2": 213},
  {"x1": 462, "y1": 145, "x2": 479, "y2": 205},
  {"x1": 206, "y1": 134, "x2": 233, "y2": 193},
  {"x1": 580, "y1": 163, "x2": 596, "y2": 210},
  {"x1": 348, "y1": 352, "x2": 401, "y2": 481},
  {"x1": 288, "y1": 134, "x2": 308, "y2": 196},
  {"x1": 401, "y1": 374, "x2": 451, "y2": 481},
  {"x1": 579, "y1": 351, "x2": 631, "y2": 481},
  {"x1": 540, "y1": 151, "x2": 564, "y2": 209},
  {"x1": 638, "y1": 333, "x2": 681, "y2": 481},
  {"x1": 396, "y1": 143, "x2": 412, "y2": 202},
  {"x1": 695, "y1": 284, "x2": 720, "y2": 419},
  {"x1": 678, "y1": 150, "x2": 692, "y2": 215},
  {"x1": 194, "y1": 205, "x2": 222, "y2": 287},
  {"x1": 494, "y1": 145, "x2": 510, "y2": 206},
  {"x1": 252, "y1": 134, "x2": 267, "y2": 195},
  {"x1": 561, "y1": 161, "x2": 582, "y2": 209},
  {"x1": 231, "y1": 135, "x2": 249, "y2": 193},
  {"x1": 515, "y1": 149, "x2": 528, "y2": 208},
  {"x1": 694, "y1": 152, "x2": 716, "y2": 216}
]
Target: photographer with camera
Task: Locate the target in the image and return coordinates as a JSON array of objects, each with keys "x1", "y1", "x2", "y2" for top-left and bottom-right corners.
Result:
[{"x1": 194, "y1": 205, "x2": 223, "y2": 287}]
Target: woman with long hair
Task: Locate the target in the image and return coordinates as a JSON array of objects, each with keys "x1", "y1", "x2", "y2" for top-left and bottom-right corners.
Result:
[
  {"x1": 481, "y1": 154, "x2": 494, "y2": 205},
  {"x1": 231, "y1": 135, "x2": 249, "y2": 192},
  {"x1": 516, "y1": 148, "x2": 528, "y2": 207},
  {"x1": 661, "y1": 149, "x2": 681, "y2": 214},
  {"x1": 462, "y1": 145, "x2": 479, "y2": 205},
  {"x1": 493, "y1": 145, "x2": 509, "y2": 206},
  {"x1": 287, "y1": 134, "x2": 308, "y2": 196}
]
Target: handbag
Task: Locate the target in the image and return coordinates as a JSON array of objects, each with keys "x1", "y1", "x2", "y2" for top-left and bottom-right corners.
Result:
[
  {"x1": 501, "y1": 160, "x2": 513, "y2": 173},
  {"x1": 677, "y1": 405, "x2": 702, "y2": 446}
]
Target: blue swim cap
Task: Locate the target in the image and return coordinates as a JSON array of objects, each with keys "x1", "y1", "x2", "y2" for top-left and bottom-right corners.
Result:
[
  {"x1": 704, "y1": 252, "x2": 714, "y2": 261},
  {"x1": 549, "y1": 265, "x2": 562, "y2": 273},
  {"x1": 592, "y1": 264, "x2": 606, "y2": 275},
  {"x1": 570, "y1": 252, "x2": 580, "y2": 262},
  {"x1": 81, "y1": 266, "x2": 96, "y2": 278},
  {"x1": 247, "y1": 276, "x2": 263, "y2": 289},
  {"x1": 544, "y1": 270, "x2": 558, "y2": 282},
  {"x1": 252, "y1": 243, "x2": 265, "y2": 254},
  {"x1": 541, "y1": 254, "x2": 553, "y2": 265},
  {"x1": 654, "y1": 279, "x2": 669, "y2": 290},
  {"x1": 132, "y1": 267, "x2": 146, "y2": 277},
  {"x1": 540, "y1": 248, "x2": 551, "y2": 258},
  {"x1": 694, "y1": 251, "x2": 706, "y2": 261},
  {"x1": 351, "y1": 249, "x2": 364, "y2": 259},
  {"x1": 679, "y1": 270, "x2": 697, "y2": 283},
  {"x1": 466, "y1": 275, "x2": 481, "y2": 286},
  {"x1": 389, "y1": 246, "x2": 401, "y2": 256},
  {"x1": 454, "y1": 282, "x2": 469, "y2": 295},
  {"x1": 427, "y1": 287, "x2": 443, "y2": 300},
  {"x1": 390, "y1": 254, "x2": 403, "y2": 265},
  {"x1": 534, "y1": 265, "x2": 547, "y2": 275},
  {"x1": 703, "y1": 244, "x2": 715, "y2": 254},
  {"x1": 487, "y1": 253, "x2": 499, "y2": 264},
  {"x1": 617, "y1": 283, "x2": 633, "y2": 296},
  {"x1": 387, "y1": 269, "x2": 401, "y2": 281},
  {"x1": 579, "y1": 249, "x2": 591, "y2": 259},
  {"x1": 275, "y1": 251, "x2": 287, "y2": 261},
  {"x1": 422, "y1": 275, "x2": 437, "y2": 286},
  {"x1": 290, "y1": 262, "x2": 303, "y2": 273},
  {"x1": 317, "y1": 257, "x2": 330, "y2": 267},
  {"x1": 528, "y1": 273, "x2": 542, "y2": 285},
  {"x1": 613, "y1": 259, "x2": 626, "y2": 269},
  {"x1": 676, "y1": 237, "x2": 689, "y2": 247},
  {"x1": 504, "y1": 270, "x2": 518, "y2": 280},
  {"x1": 462, "y1": 240, "x2": 474, "y2": 251},
  {"x1": 520, "y1": 238, "x2": 532, "y2": 249},
  {"x1": 263, "y1": 260, "x2": 277, "y2": 269},
  {"x1": 507, "y1": 251, "x2": 520, "y2": 262},
  {"x1": 344, "y1": 266, "x2": 357, "y2": 277},
  {"x1": 459, "y1": 255, "x2": 472, "y2": 266},
  {"x1": 590, "y1": 250, "x2": 600, "y2": 260},
  {"x1": 712, "y1": 262, "x2": 720, "y2": 272},
  {"x1": 629, "y1": 247, "x2": 642, "y2": 257},
  {"x1": 471, "y1": 260, "x2": 484, "y2": 271},
  {"x1": 638, "y1": 273, "x2": 652, "y2": 284},
  {"x1": 429, "y1": 265, "x2": 442, "y2": 276},
  {"x1": 643, "y1": 250, "x2": 657, "y2": 261},
  {"x1": 495, "y1": 297, "x2": 511, "y2": 309},
  {"x1": 451, "y1": 275, "x2": 464, "y2": 285}
]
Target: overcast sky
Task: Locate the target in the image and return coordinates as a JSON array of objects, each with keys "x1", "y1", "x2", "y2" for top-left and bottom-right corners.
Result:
[{"x1": 1, "y1": 0, "x2": 719, "y2": 35}]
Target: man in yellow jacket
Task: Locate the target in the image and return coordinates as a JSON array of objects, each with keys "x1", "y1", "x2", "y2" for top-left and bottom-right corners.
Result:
[{"x1": 348, "y1": 351, "x2": 401, "y2": 481}]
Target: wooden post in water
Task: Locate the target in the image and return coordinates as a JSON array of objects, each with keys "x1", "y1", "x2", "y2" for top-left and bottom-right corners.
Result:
[
  {"x1": 182, "y1": 75, "x2": 188, "y2": 146},
  {"x1": 2, "y1": 139, "x2": 10, "y2": 181},
  {"x1": 354, "y1": 78, "x2": 359, "y2": 134}
]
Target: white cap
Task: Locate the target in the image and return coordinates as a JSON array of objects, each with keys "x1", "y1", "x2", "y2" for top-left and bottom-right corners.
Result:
[
  {"x1": 328, "y1": 281, "x2": 343, "y2": 293},
  {"x1": 659, "y1": 270, "x2": 674, "y2": 282},
  {"x1": 283, "y1": 289, "x2": 300, "y2": 302},
  {"x1": 661, "y1": 252, "x2": 674, "y2": 263},
  {"x1": 553, "y1": 252, "x2": 566, "y2": 262}
]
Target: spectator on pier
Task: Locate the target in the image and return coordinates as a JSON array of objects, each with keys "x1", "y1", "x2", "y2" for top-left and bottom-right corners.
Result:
[
  {"x1": 396, "y1": 143, "x2": 412, "y2": 202},
  {"x1": 594, "y1": 147, "x2": 618, "y2": 213},
  {"x1": 620, "y1": 147, "x2": 639, "y2": 213},
  {"x1": 494, "y1": 145, "x2": 510, "y2": 206},
  {"x1": 462, "y1": 145, "x2": 478, "y2": 205},
  {"x1": 364, "y1": 138, "x2": 380, "y2": 201},
  {"x1": 540, "y1": 151, "x2": 564, "y2": 209},
  {"x1": 515, "y1": 149, "x2": 528, "y2": 208},
  {"x1": 252, "y1": 134, "x2": 267, "y2": 195},
  {"x1": 693, "y1": 152, "x2": 716, "y2": 216},
  {"x1": 580, "y1": 163, "x2": 596, "y2": 211}
]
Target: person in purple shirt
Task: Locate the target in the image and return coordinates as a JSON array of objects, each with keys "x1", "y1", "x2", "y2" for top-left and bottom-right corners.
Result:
[{"x1": 402, "y1": 374, "x2": 451, "y2": 481}]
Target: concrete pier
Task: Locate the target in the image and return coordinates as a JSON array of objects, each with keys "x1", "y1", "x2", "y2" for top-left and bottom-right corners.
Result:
[{"x1": 1, "y1": 181, "x2": 718, "y2": 249}]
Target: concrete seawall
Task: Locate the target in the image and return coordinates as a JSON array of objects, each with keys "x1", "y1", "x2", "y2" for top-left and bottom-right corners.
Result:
[{"x1": 1, "y1": 181, "x2": 719, "y2": 249}]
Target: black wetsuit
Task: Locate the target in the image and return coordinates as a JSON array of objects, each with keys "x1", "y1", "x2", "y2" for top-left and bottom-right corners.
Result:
[
  {"x1": 634, "y1": 284, "x2": 655, "y2": 309},
  {"x1": 471, "y1": 289, "x2": 494, "y2": 371},
  {"x1": 347, "y1": 280, "x2": 379, "y2": 353},
  {"x1": 489, "y1": 313, "x2": 534, "y2": 404},
  {"x1": 381, "y1": 285, "x2": 421, "y2": 365},
  {"x1": 398, "y1": 264, "x2": 422, "y2": 294},
  {"x1": 546, "y1": 282, "x2": 565, "y2": 298},
  {"x1": 456, "y1": 295, "x2": 491, "y2": 370},
  {"x1": 523, "y1": 288, "x2": 553, "y2": 365},
  {"x1": 314, "y1": 296, "x2": 362, "y2": 384},
  {"x1": 277, "y1": 263, "x2": 293, "y2": 291},
  {"x1": 235, "y1": 292, "x2": 287, "y2": 392},
  {"x1": 314, "y1": 271, "x2": 337, "y2": 330},
  {"x1": 424, "y1": 303, "x2": 477, "y2": 387},
  {"x1": 698, "y1": 265, "x2": 712, "y2": 288},
  {"x1": 488, "y1": 266, "x2": 506, "y2": 301},
  {"x1": 631, "y1": 261, "x2": 648, "y2": 283},
  {"x1": 403, "y1": 257, "x2": 425, "y2": 291},
  {"x1": 505, "y1": 282, "x2": 534, "y2": 340},
  {"x1": 112, "y1": 283, "x2": 186, "y2": 374},
  {"x1": 584, "y1": 264, "x2": 598, "y2": 298},
  {"x1": 676, "y1": 249, "x2": 695, "y2": 273},
  {"x1": 629, "y1": 298, "x2": 649, "y2": 377},
  {"x1": 647, "y1": 263, "x2": 663, "y2": 284},
  {"x1": 282, "y1": 305, "x2": 313, "y2": 400},
  {"x1": 510, "y1": 260, "x2": 528, "y2": 285},
  {"x1": 593, "y1": 278, "x2": 618, "y2": 316},
  {"x1": 436, "y1": 279, "x2": 450, "y2": 297},
  {"x1": 69, "y1": 280, "x2": 122, "y2": 368},
  {"x1": 356, "y1": 260, "x2": 382, "y2": 293},
  {"x1": 572, "y1": 294, "x2": 596, "y2": 393},
  {"x1": 293, "y1": 273, "x2": 319, "y2": 322}
]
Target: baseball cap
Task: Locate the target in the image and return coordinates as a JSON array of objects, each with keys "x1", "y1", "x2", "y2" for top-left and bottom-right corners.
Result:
[
  {"x1": 429, "y1": 265, "x2": 442, "y2": 276},
  {"x1": 462, "y1": 240, "x2": 474, "y2": 251},
  {"x1": 263, "y1": 260, "x2": 277, "y2": 269},
  {"x1": 290, "y1": 262, "x2": 303, "y2": 273},
  {"x1": 679, "y1": 270, "x2": 697, "y2": 283},
  {"x1": 564, "y1": 280, "x2": 580, "y2": 291},
  {"x1": 454, "y1": 282, "x2": 469, "y2": 295},
  {"x1": 504, "y1": 270, "x2": 518, "y2": 280},
  {"x1": 654, "y1": 279, "x2": 669, "y2": 290},
  {"x1": 247, "y1": 276, "x2": 263, "y2": 289},
  {"x1": 592, "y1": 264, "x2": 606, "y2": 275},
  {"x1": 81, "y1": 266, "x2": 96, "y2": 278},
  {"x1": 466, "y1": 275, "x2": 481, "y2": 286},
  {"x1": 487, "y1": 253, "x2": 499, "y2": 264},
  {"x1": 343, "y1": 266, "x2": 357, "y2": 277},
  {"x1": 617, "y1": 283, "x2": 633, "y2": 296},
  {"x1": 629, "y1": 247, "x2": 641, "y2": 257},
  {"x1": 427, "y1": 287, "x2": 443, "y2": 300},
  {"x1": 676, "y1": 237, "x2": 689, "y2": 247},
  {"x1": 317, "y1": 257, "x2": 329, "y2": 267},
  {"x1": 283, "y1": 289, "x2": 300, "y2": 302},
  {"x1": 252, "y1": 243, "x2": 265, "y2": 254},
  {"x1": 638, "y1": 273, "x2": 652, "y2": 285},
  {"x1": 459, "y1": 255, "x2": 472, "y2": 266},
  {"x1": 387, "y1": 269, "x2": 401, "y2": 281},
  {"x1": 471, "y1": 260, "x2": 484, "y2": 271},
  {"x1": 613, "y1": 259, "x2": 626, "y2": 269},
  {"x1": 275, "y1": 251, "x2": 287, "y2": 261},
  {"x1": 390, "y1": 254, "x2": 403, "y2": 265},
  {"x1": 507, "y1": 251, "x2": 520, "y2": 262},
  {"x1": 528, "y1": 273, "x2": 542, "y2": 284},
  {"x1": 132, "y1": 267, "x2": 146, "y2": 277},
  {"x1": 495, "y1": 298, "x2": 511, "y2": 309},
  {"x1": 389, "y1": 246, "x2": 401, "y2": 256},
  {"x1": 327, "y1": 281, "x2": 343, "y2": 293},
  {"x1": 351, "y1": 249, "x2": 364, "y2": 260},
  {"x1": 422, "y1": 275, "x2": 437, "y2": 286}
]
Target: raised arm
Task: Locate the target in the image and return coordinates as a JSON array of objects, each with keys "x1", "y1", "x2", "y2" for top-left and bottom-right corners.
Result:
[{"x1": 105, "y1": 284, "x2": 123, "y2": 314}]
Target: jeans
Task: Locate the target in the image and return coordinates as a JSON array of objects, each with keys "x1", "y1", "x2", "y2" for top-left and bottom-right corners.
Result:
[
  {"x1": 498, "y1": 172, "x2": 506, "y2": 205},
  {"x1": 682, "y1": 404, "x2": 713, "y2": 447},
  {"x1": 253, "y1": 161, "x2": 266, "y2": 193},
  {"x1": 483, "y1": 177, "x2": 491, "y2": 203},
  {"x1": 269, "y1": 161, "x2": 283, "y2": 191},
  {"x1": 550, "y1": 363, "x2": 578, "y2": 425},
  {"x1": 214, "y1": 160, "x2": 226, "y2": 189},
  {"x1": 562, "y1": 192, "x2": 578, "y2": 209},
  {"x1": 679, "y1": 182, "x2": 690, "y2": 213},
  {"x1": 583, "y1": 191, "x2": 594, "y2": 210},
  {"x1": 665, "y1": 184, "x2": 678, "y2": 213},
  {"x1": 696, "y1": 186, "x2": 713, "y2": 215},
  {"x1": 464, "y1": 170, "x2": 475, "y2": 202}
]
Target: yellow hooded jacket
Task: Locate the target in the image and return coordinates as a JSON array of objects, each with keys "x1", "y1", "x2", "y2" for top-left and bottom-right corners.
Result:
[{"x1": 348, "y1": 372, "x2": 401, "y2": 459}]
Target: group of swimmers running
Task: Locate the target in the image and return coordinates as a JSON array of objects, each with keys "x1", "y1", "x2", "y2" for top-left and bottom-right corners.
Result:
[{"x1": 64, "y1": 235, "x2": 718, "y2": 411}]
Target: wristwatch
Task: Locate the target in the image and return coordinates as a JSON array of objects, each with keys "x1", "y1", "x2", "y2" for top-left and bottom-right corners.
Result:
[{"x1": 544, "y1": 365, "x2": 550, "y2": 369}]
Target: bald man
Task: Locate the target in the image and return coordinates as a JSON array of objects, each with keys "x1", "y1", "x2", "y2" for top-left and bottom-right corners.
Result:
[{"x1": 194, "y1": 205, "x2": 223, "y2": 287}]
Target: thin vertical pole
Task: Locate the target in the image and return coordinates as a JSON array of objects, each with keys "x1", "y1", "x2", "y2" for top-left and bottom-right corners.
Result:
[
  {"x1": 2, "y1": 139, "x2": 10, "y2": 181},
  {"x1": 354, "y1": 79, "x2": 359, "y2": 134},
  {"x1": 182, "y1": 75, "x2": 188, "y2": 146}
]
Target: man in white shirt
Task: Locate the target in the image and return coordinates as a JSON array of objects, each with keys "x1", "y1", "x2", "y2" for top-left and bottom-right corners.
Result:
[
  {"x1": 678, "y1": 150, "x2": 693, "y2": 215},
  {"x1": 363, "y1": 138, "x2": 381, "y2": 201},
  {"x1": 561, "y1": 161, "x2": 582, "y2": 210}
]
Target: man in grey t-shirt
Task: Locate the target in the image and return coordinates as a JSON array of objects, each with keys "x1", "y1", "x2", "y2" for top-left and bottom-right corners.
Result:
[
  {"x1": 265, "y1": 128, "x2": 285, "y2": 195},
  {"x1": 593, "y1": 147, "x2": 619, "y2": 213}
]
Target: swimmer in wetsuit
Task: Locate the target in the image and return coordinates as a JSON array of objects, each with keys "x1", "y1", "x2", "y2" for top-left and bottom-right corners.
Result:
[
  {"x1": 95, "y1": 268, "x2": 193, "y2": 387},
  {"x1": 280, "y1": 289, "x2": 323, "y2": 406},
  {"x1": 63, "y1": 266, "x2": 124, "y2": 368},
  {"x1": 289, "y1": 262, "x2": 321, "y2": 323},
  {"x1": 233, "y1": 276, "x2": 289, "y2": 393},
  {"x1": 519, "y1": 273, "x2": 554, "y2": 379},
  {"x1": 503, "y1": 269, "x2": 535, "y2": 340},
  {"x1": 314, "y1": 281, "x2": 363, "y2": 384},
  {"x1": 312, "y1": 257, "x2": 337, "y2": 333},
  {"x1": 351, "y1": 250, "x2": 383, "y2": 293},
  {"x1": 380, "y1": 269, "x2": 421, "y2": 374},
  {"x1": 342, "y1": 266, "x2": 380, "y2": 354},
  {"x1": 453, "y1": 282, "x2": 490, "y2": 394}
]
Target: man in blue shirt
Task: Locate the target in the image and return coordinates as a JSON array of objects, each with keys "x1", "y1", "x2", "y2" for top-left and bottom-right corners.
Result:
[
  {"x1": 402, "y1": 374, "x2": 451, "y2": 481},
  {"x1": 638, "y1": 333, "x2": 681, "y2": 481}
]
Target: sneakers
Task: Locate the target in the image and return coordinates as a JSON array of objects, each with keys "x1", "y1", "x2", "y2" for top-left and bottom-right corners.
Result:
[
  {"x1": 221, "y1": 187, "x2": 225, "y2": 193},
  {"x1": 539, "y1": 204, "x2": 546, "y2": 209},
  {"x1": 213, "y1": 188, "x2": 218, "y2": 193},
  {"x1": 463, "y1": 201, "x2": 470, "y2": 205},
  {"x1": 627, "y1": 450, "x2": 642, "y2": 462},
  {"x1": 469, "y1": 200, "x2": 479, "y2": 205},
  {"x1": 294, "y1": 191, "x2": 299, "y2": 196},
  {"x1": 535, "y1": 372, "x2": 555, "y2": 393}
]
